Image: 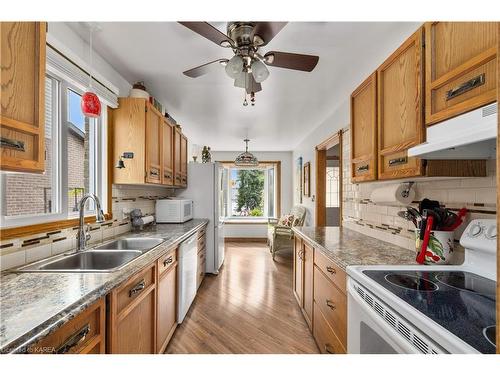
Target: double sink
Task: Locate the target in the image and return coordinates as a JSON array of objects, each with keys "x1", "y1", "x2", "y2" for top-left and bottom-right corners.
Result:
[{"x1": 17, "y1": 238, "x2": 165, "y2": 273}]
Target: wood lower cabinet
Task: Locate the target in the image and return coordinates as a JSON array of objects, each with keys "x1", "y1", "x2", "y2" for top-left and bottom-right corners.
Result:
[
  {"x1": 107, "y1": 264, "x2": 157, "y2": 353},
  {"x1": 156, "y1": 248, "x2": 178, "y2": 353},
  {"x1": 1, "y1": 22, "x2": 46, "y2": 173},
  {"x1": 377, "y1": 27, "x2": 424, "y2": 180},
  {"x1": 425, "y1": 22, "x2": 497, "y2": 125},
  {"x1": 197, "y1": 227, "x2": 207, "y2": 289},
  {"x1": 350, "y1": 72, "x2": 377, "y2": 182},
  {"x1": 29, "y1": 297, "x2": 105, "y2": 354},
  {"x1": 293, "y1": 234, "x2": 347, "y2": 354}
]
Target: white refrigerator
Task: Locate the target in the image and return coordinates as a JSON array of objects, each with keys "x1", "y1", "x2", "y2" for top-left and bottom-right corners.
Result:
[{"x1": 181, "y1": 162, "x2": 226, "y2": 274}]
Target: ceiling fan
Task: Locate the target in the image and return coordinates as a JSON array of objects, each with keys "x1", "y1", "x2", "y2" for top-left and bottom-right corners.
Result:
[{"x1": 179, "y1": 22, "x2": 319, "y2": 106}]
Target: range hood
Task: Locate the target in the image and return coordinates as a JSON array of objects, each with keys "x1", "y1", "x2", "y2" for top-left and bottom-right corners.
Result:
[{"x1": 408, "y1": 103, "x2": 497, "y2": 160}]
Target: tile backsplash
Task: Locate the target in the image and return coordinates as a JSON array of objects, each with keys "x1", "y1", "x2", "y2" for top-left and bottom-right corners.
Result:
[
  {"x1": 341, "y1": 126, "x2": 497, "y2": 259},
  {"x1": 0, "y1": 184, "x2": 175, "y2": 271}
]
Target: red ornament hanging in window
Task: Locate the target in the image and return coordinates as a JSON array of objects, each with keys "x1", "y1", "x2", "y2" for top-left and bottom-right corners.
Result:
[{"x1": 81, "y1": 91, "x2": 101, "y2": 117}]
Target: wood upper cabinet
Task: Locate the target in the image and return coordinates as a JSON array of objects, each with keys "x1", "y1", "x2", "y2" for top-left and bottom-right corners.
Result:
[
  {"x1": 172, "y1": 125, "x2": 187, "y2": 187},
  {"x1": 1, "y1": 22, "x2": 46, "y2": 173},
  {"x1": 350, "y1": 72, "x2": 377, "y2": 182},
  {"x1": 107, "y1": 264, "x2": 157, "y2": 353},
  {"x1": 180, "y1": 134, "x2": 188, "y2": 186},
  {"x1": 425, "y1": 22, "x2": 497, "y2": 125},
  {"x1": 162, "y1": 119, "x2": 174, "y2": 185},
  {"x1": 377, "y1": 28, "x2": 424, "y2": 180},
  {"x1": 156, "y1": 248, "x2": 178, "y2": 353},
  {"x1": 145, "y1": 105, "x2": 162, "y2": 184},
  {"x1": 302, "y1": 241, "x2": 314, "y2": 330},
  {"x1": 293, "y1": 236, "x2": 304, "y2": 306},
  {"x1": 29, "y1": 297, "x2": 105, "y2": 354}
]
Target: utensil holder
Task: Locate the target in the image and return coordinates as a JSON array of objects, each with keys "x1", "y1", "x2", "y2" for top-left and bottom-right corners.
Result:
[{"x1": 415, "y1": 229, "x2": 455, "y2": 265}]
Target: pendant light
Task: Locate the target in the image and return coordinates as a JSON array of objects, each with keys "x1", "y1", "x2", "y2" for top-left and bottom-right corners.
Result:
[
  {"x1": 81, "y1": 25, "x2": 102, "y2": 118},
  {"x1": 234, "y1": 138, "x2": 258, "y2": 167}
]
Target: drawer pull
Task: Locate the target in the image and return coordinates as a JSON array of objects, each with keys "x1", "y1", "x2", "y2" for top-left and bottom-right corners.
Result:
[
  {"x1": 1, "y1": 137, "x2": 26, "y2": 152},
  {"x1": 326, "y1": 266, "x2": 336, "y2": 274},
  {"x1": 326, "y1": 300, "x2": 336, "y2": 310},
  {"x1": 298, "y1": 249, "x2": 304, "y2": 260},
  {"x1": 446, "y1": 73, "x2": 485, "y2": 101},
  {"x1": 356, "y1": 164, "x2": 369, "y2": 172},
  {"x1": 324, "y1": 344, "x2": 335, "y2": 354},
  {"x1": 55, "y1": 324, "x2": 90, "y2": 354},
  {"x1": 164, "y1": 173, "x2": 171, "y2": 179},
  {"x1": 388, "y1": 157, "x2": 408, "y2": 166},
  {"x1": 163, "y1": 256, "x2": 173, "y2": 267},
  {"x1": 150, "y1": 169, "x2": 159, "y2": 177},
  {"x1": 129, "y1": 279, "x2": 146, "y2": 297}
]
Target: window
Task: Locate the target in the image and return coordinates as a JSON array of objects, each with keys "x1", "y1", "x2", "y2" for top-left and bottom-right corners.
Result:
[
  {"x1": 225, "y1": 163, "x2": 279, "y2": 219},
  {"x1": 0, "y1": 73, "x2": 107, "y2": 228},
  {"x1": 326, "y1": 166, "x2": 340, "y2": 208}
]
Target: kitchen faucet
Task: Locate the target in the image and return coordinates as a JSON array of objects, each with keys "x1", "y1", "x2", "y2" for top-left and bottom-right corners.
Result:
[{"x1": 76, "y1": 193, "x2": 106, "y2": 252}]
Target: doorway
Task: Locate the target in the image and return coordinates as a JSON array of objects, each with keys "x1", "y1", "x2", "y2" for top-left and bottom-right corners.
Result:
[{"x1": 315, "y1": 131, "x2": 342, "y2": 227}]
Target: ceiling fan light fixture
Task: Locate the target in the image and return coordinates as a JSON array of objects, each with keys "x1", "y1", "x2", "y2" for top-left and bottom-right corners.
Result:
[
  {"x1": 234, "y1": 71, "x2": 248, "y2": 88},
  {"x1": 225, "y1": 55, "x2": 244, "y2": 78},
  {"x1": 251, "y1": 59, "x2": 269, "y2": 83}
]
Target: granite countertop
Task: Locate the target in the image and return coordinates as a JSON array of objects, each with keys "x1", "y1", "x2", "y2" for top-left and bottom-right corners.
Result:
[
  {"x1": 0, "y1": 219, "x2": 208, "y2": 353},
  {"x1": 292, "y1": 226, "x2": 417, "y2": 271}
]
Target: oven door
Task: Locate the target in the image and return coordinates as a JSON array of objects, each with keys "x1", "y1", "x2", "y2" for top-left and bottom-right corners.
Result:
[{"x1": 347, "y1": 277, "x2": 422, "y2": 354}]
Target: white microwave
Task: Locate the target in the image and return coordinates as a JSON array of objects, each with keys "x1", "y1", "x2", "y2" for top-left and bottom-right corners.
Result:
[{"x1": 156, "y1": 198, "x2": 193, "y2": 223}]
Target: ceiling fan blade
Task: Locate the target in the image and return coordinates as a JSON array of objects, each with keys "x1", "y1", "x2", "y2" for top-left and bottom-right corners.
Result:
[
  {"x1": 251, "y1": 22, "x2": 287, "y2": 46},
  {"x1": 183, "y1": 59, "x2": 229, "y2": 78},
  {"x1": 264, "y1": 51, "x2": 319, "y2": 72},
  {"x1": 179, "y1": 22, "x2": 232, "y2": 47}
]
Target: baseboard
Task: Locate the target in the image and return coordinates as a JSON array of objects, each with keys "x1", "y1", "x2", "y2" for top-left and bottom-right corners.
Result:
[{"x1": 224, "y1": 237, "x2": 268, "y2": 243}]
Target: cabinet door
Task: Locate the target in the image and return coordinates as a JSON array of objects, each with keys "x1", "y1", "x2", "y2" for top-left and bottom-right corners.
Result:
[
  {"x1": 145, "y1": 105, "x2": 162, "y2": 184},
  {"x1": 180, "y1": 134, "x2": 188, "y2": 186},
  {"x1": 293, "y1": 236, "x2": 304, "y2": 306},
  {"x1": 108, "y1": 265, "x2": 156, "y2": 353},
  {"x1": 302, "y1": 241, "x2": 314, "y2": 330},
  {"x1": 162, "y1": 119, "x2": 174, "y2": 185},
  {"x1": 157, "y1": 263, "x2": 177, "y2": 353},
  {"x1": 377, "y1": 28, "x2": 424, "y2": 180},
  {"x1": 1, "y1": 22, "x2": 46, "y2": 173},
  {"x1": 425, "y1": 22, "x2": 497, "y2": 125},
  {"x1": 173, "y1": 126, "x2": 182, "y2": 186},
  {"x1": 350, "y1": 72, "x2": 377, "y2": 182}
]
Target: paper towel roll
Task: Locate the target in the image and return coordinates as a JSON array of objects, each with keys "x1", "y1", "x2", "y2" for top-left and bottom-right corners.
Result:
[
  {"x1": 140, "y1": 215, "x2": 155, "y2": 225},
  {"x1": 370, "y1": 184, "x2": 415, "y2": 206}
]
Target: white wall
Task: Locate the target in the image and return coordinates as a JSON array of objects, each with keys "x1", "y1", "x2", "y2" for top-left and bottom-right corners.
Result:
[
  {"x1": 47, "y1": 22, "x2": 131, "y2": 96},
  {"x1": 292, "y1": 23, "x2": 421, "y2": 226},
  {"x1": 210, "y1": 151, "x2": 293, "y2": 238}
]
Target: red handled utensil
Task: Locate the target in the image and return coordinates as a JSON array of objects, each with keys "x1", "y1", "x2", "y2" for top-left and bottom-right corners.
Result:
[
  {"x1": 441, "y1": 208, "x2": 467, "y2": 231},
  {"x1": 416, "y1": 216, "x2": 434, "y2": 264}
]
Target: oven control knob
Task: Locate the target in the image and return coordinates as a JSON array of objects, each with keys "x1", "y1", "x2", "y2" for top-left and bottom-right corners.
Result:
[
  {"x1": 468, "y1": 223, "x2": 482, "y2": 237},
  {"x1": 485, "y1": 226, "x2": 497, "y2": 240}
]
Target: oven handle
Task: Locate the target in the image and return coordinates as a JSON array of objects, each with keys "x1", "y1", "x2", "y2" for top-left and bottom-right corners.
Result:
[{"x1": 347, "y1": 279, "x2": 423, "y2": 354}]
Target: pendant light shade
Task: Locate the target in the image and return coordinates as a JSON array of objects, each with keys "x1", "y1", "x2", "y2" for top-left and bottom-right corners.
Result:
[
  {"x1": 81, "y1": 25, "x2": 102, "y2": 118},
  {"x1": 225, "y1": 55, "x2": 244, "y2": 79},
  {"x1": 234, "y1": 138, "x2": 259, "y2": 167},
  {"x1": 251, "y1": 59, "x2": 269, "y2": 83}
]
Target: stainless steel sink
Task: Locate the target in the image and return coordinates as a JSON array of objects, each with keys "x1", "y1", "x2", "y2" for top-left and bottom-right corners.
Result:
[
  {"x1": 93, "y1": 237, "x2": 164, "y2": 253},
  {"x1": 16, "y1": 250, "x2": 142, "y2": 273}
]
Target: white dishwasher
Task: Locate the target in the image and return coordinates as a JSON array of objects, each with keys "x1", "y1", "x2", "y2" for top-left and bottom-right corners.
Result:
[{"x1": 177, "y1": 233, "x2": 198, "y2": 323}]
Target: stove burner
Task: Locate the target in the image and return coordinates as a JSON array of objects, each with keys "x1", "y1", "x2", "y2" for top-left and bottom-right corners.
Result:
[
  {"x1": 436, "y1": 272, "x2": 495, "y2": 296},
  {"x1": 384, "y1": 274, "x2": 438, "y2": 291},
  {"x1": 483, "y1": 326, "x2": 496, "y2": 348}
]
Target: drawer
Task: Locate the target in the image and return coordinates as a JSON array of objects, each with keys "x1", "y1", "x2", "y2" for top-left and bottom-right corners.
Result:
[
  {"x1": 314, "y1": 249, "x2": 346, "y2": 293},
  {"x1": 157, "y1": 248, "x2": 177, "y2": 276},
  {"x1": 197, "y1": 226, "x2": 207, "y2": 239},
  {"x1": 29, "y1": 297, "x2": 105, "y2": 354},
  {"x1": 378, "y1": 151, "x2": 422, "y2": 180},
  {"x1": 197, "y1": 260, "x2": 206, "y2": 288},
  {"x1": 314, "y1": 266, "x2": 347, "y2": 347},
  {"x1": 116, "y1": 265, "x2": 155, "y2": 315},
  {"x1": 352, "y1": 158, "x2": 376, "y2": 182},
  {"x1": 197, "y1": 248, "x2": 206, "y2": 263},
  {"x1": 197, "y1": 235, "x2": 206, "y2": 252},
  {"x1": 313, "y1": 302, "x2": 346, "y2": 354}
]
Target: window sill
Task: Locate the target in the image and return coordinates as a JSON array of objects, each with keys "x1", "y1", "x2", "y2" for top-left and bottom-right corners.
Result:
[{"x1": 224, "y1": 218, "x2": 270, "y2": 225}]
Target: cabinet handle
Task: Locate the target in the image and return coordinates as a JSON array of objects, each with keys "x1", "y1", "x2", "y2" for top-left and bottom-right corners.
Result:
[
  {"x1": 356, "y1": 164, "x2": 369, "y2": 172},
  {"x1": 129, "y1": 279, "x2": 146, "y2": 297},
  {"x1": 326, "y1": 266, "x2": 336, "y2": 274},
  {"x1": 55, "y1": 324, "x2": 90, "y2": 354},
  {"x1": 163, "y1": 256, "x2": 173, "y2": 267},
  {"x1": 388, "y1": 157, "x2": 408, "y2": 166},
  {"x1": 150, "y1": 169, "x2": 159, "y2": 177},
  {"x1": 0, "y1": 137, "x2": 26, "y2": 152},
  {"x1": 446, "y1": 73, "x2": 485, "y2": 101},
  {"x1": 164, "y1": 173, "x2": 171, "y2": 179},
  {"x1": 324, "y1": 344, "x2": 335, "y2": 354},
  {"x1": 326, "y1": 300, "x2": 336, "y2": 310}
]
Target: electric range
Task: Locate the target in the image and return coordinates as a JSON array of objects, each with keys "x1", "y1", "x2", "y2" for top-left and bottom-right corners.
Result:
[{"x1": 346, "y1": 219, "x2": 497, "y2": 354}]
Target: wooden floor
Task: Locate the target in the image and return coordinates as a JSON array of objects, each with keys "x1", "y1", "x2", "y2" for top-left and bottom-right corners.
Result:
[{"x1": 166, "y1": 241, "x2": 319, "y2": 354}]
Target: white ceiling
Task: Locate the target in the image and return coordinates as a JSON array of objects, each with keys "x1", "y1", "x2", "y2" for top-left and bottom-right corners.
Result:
[{"x1": 67, "y1": 22, "x2": 420, "y2": 151}]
